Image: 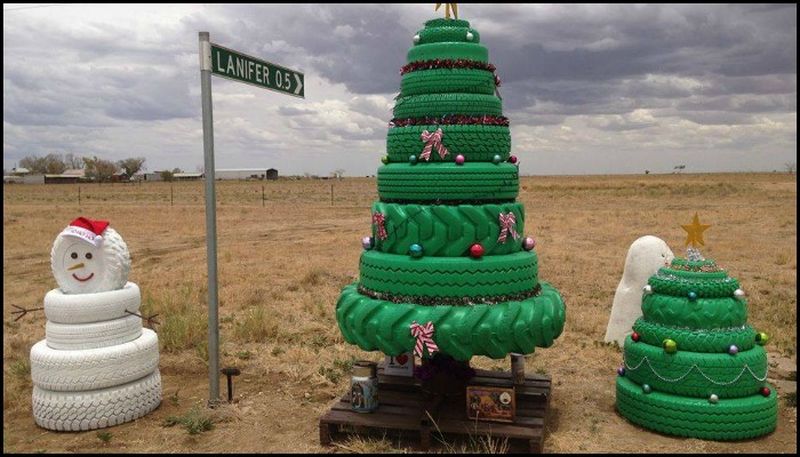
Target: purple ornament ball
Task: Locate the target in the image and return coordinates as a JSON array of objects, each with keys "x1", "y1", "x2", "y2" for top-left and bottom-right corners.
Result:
[
  {"x1": 455, "y1": 154, "x2": 465, "y2": 165},
  {"x1": 522, "y1": 236, "x2": 536, "y2": 251},
  {"x1": 361, "y1": 236, "x2": 374, "y2": 250},
  {"x1": 617, "y1": 366, "x2": 625, "y2": 376}
]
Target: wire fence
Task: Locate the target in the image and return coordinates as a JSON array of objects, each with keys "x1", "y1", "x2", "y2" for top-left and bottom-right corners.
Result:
[{"x1": 2, "y1": 178, "x2": 379, "y2": 208}]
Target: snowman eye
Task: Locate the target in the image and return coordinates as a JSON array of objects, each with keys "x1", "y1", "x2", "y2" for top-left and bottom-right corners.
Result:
[
  {"x1": 71, "y1": 252, "x2": 78, "y2": 259},
  {"x1": 85, "y1": 253, "x2": 93, "y2": 260}
]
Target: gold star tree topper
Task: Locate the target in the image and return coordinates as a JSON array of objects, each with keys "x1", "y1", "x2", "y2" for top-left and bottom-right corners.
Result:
[
  {"x1": 681, "y1": 213, "x2": 712, "y2": 247},
  {"x1": 436, "y1": 3, "x2": 458, "y2": 20}
]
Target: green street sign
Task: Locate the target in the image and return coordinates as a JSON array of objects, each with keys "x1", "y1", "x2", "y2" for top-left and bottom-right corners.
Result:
[{"x1": 209, "y1": 43, "x2": 304, "y2": 98}]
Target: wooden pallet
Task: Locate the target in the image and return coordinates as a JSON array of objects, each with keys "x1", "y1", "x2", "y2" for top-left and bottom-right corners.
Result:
[{"x1": 319, "y1": 364, "x2": 551, "y2": 453}]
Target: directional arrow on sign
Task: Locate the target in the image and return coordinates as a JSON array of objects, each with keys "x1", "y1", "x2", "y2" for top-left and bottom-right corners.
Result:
[{"x1": 294, "y1": 73, "x2": 303, "y2": 96}]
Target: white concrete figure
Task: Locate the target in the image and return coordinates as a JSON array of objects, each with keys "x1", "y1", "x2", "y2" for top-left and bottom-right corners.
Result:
[
  {"x1": 50, "y1": 217, "x2": 131, "y2": 294},
  {"x1": 604, "y1": 235, "x2": 674, "y2": 346}
]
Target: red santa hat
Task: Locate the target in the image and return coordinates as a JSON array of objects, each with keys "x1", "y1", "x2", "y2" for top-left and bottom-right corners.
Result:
[{"x1": 59, "y1": 217, "x2": 109, "y2": 247}]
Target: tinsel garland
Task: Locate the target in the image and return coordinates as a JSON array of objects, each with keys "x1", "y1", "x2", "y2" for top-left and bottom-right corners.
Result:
[
  {"x1": 400, "y1": 59, "x2": 496, "y2": 75},
  {"x1": 389, "y1": 114, "x2": 510, "y2": 128},
  {"x1": 357, "y1": 284, "x2": 542, "y2": 306},
  {"x1": 667, "y1": 264, "x2": 724, "y2": 273},
  {"x1": 379, "y1": 198, "x2": 518, "y2": 206}
]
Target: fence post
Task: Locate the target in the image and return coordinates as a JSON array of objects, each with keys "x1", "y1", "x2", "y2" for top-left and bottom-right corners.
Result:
[
  {"x1": 78, "y1": 185, "x2": 81, "y2": 207},
  {"x1": 262, "y1": 185, "x2": 265, "y2": 207},
  {"x1": 330, "y1": 183, "x2": 334, "y2": 207},
  {"x1": 171, "y1": 184, "x2": 174, "y2": 206}
]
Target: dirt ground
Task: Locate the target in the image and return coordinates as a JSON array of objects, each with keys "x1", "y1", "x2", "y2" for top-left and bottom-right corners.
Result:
[{"x1": 2, "y1": 173, "x2": 796, "y2": 453}]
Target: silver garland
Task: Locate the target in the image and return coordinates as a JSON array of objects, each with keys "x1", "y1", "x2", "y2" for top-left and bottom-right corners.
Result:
[{"x1": 623, "y1": 354, "x2": 768, "y2": 386}]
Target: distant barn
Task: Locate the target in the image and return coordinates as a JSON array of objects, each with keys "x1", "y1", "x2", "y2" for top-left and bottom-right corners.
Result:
[{"x1": 215, "y1": 168, "x2": 277, "y2": 180}]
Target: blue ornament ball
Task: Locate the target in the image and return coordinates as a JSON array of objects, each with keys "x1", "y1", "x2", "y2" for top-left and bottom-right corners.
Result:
[
  {"x1": 409, "y1": 243, "x2": 423, "y2": 258},
  {"x1": 409, "y1": 155, "x2": 418, "y2": 164},
  {"x1": 642, "y1": 384, "x2": 652, "y2": 394},
  {"x1": 688, "y1": 291, "x2": 698, "y2": 301},
  {"x1": 492, "y1": 154, "x2": 502, "y2": 164}
]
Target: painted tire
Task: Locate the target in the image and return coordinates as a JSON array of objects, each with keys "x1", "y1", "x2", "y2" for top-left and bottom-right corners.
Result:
[
  {"x1": 415, "y1": 25, "x2": 480, "y2": 44},
  {"x1": 30, "y1": 329, "x2": 160, "y2": 392},
  {"x1": 387, "y1": 124, "x2": 510, "y2": 163},
  {"x1": 401, "y1": 69, "x2": 495, "y2": 96},
  {"x1": 44, "y1": 282, "x2": 141, "y2": 325},
  {"x1": 336, "y1": 281, "x2": 565, "y2": 360},
  {"x1": 393, "y1": 93, "x2": 502, "y2": 119},
  {"x1": 45, "y1": 314, "x2": 143, "y2": 350},
  {"x1": 377, "y1": 163, "x2": 518, "y2": 202},
  {"x1": 359, "y1": 250, "x2": 537, "y2": 298},
  {"x1": 371, "y1": 202, "x2": 524, "y2": 256},
  {"x1": 616, "y1": 376, "x2": 777, "y2": 440},
  {"x1": 408, "y1": 42, "x2": 488, "y2": 63},
  {"x1": 641, "y1": 294, "x2": 747, "y2": 330},
  {"x1": 50, "y1": 226, "x2": 130, "y2": 295},
  {"x1": 632, "y1": 318, "x2": 756, "y2": 353},
  {"x1": 32, "y1": 369, "x2": 162, "y2": 432},
  {"x1": 622, "y1": 335, "x2": 768, "y2": 399},
  {"x1": 648, "y1": 270, "x2": 740, "y2": 298}
]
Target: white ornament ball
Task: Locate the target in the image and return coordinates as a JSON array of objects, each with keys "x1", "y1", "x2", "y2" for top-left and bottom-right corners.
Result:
[
  {"x1": 643, "y1": 284, "x2": 653, "y2": 295},
  {"x1": 709, "y1": 394, "x2": 719, "y2": 404},
  {"x1": 413, "y1": 34, "x2": 420, "y2": 44},
  {"x1": 734, "y1": 288, "x2": 745, "y2": 299},
  {"x1": 51, "y1": 226, "x2": 131, "y2": 294},
  {"x1": 466, "y1": 31, "x2": 474, "y2": 41}
]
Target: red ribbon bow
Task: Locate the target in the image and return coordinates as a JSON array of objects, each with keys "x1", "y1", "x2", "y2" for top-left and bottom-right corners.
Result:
[
  {"x1": 497, "y1": 212, "x2": 520, "y2": 243},
  {"x1": 419, "y1": 128, "x2": 449, "y2": 161},
  {"x1": 372, "y1": 212, "x2": 388, "y2": 240},
  {"x1": 410, "y1": 321, "x2": 438, "y2": 358}
]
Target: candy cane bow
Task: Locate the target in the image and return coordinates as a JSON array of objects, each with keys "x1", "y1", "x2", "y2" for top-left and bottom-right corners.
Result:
[
  {"x1": 410, "y1": 321, "x2": 438, "y2": 358},
  {"x1": 372, "y1": 212, "x2": 388, "y2": 240},
  {"x1": 497, "y1": 212, "x2": 520, "y2": 243},
  {"x1": 419, "y1": 128, "x2": 449, "y2": 161}
]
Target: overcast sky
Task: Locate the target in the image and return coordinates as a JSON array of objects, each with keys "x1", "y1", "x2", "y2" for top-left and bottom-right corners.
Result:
[{"x1": 3, "y1": 3, "x2": 797, "y2": 176}]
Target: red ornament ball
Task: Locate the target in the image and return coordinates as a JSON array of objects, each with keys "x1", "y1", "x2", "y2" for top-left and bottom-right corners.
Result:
[
  {"x1": 761, "y1": 387, "x2": 771, "y2": 397},
  {"x1": 631, "y1": 332, "x2": 640, "y2": 342},
  {"x1": 509, "y1": 155, "x2": 518, "y2": 164},
  {"x1": 469, "y1": 243, "x2": 485, "y2": 258}
]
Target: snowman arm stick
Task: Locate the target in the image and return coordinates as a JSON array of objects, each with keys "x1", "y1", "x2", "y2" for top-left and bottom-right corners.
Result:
[
  {"x1": 10, "y1": 304, "x2": 45, "y2": 321},
  {"x1": 124, "y1": 309, "x2": 161, "y2": 328}
]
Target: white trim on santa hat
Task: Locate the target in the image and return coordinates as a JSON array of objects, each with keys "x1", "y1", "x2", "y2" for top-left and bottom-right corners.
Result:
[{"x1": 60, "y1": 226, "x2": 104, "y2": 247}]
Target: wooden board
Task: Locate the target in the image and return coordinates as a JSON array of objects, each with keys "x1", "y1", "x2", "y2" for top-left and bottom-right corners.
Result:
[{"x1": 319, "y1": 364, "x2": 552, "y2": 453}]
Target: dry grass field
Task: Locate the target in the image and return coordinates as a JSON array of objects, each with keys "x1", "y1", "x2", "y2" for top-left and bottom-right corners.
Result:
[{"x1": 3, "y1": 172, "x2": 797, "y2": 453}]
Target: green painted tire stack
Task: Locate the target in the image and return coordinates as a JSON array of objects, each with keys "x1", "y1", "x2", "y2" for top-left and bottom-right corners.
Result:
[
  {"x1": 616, "y1": 257, "x2": 777, "y2": 440},
  {"x1": 335, "y1": 17, "x2": 565, "y2": 361}
]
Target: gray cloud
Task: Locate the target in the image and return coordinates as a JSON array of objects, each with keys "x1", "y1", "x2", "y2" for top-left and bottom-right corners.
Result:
[{"x1": 2, "y1": 4, "x2": 796, "y2": 175}]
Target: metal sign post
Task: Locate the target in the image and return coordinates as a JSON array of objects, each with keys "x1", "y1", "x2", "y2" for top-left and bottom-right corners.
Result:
[{"x1": 198, "y1": 31, "x2": 304, "y2": 406}]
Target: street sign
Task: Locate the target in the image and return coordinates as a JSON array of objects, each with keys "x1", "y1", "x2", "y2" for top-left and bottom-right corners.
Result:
[
  {"x1": 209, "y1": 43, "x2": 304, "y2": 98},
  {"x1": 198, "y1": 32, "x2": 306, "y2": 406}
]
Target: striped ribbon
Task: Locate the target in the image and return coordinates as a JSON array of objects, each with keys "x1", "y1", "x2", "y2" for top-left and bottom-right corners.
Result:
[
  {"x1": 497, "y1": 212, "x2": 520, "y2": 243},
  {"x1": 410, "y1": 321, "x2": 438, "y2": 358},
  {"x1": 419, "y1": 128, "x2": 449, "y2": 161},
  {"x1": 372, "y1": 212, "x2": 388, "y2": 240}
]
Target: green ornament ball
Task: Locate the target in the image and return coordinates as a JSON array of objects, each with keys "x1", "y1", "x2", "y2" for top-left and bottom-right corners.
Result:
[
  {"x1": 381, "y1": 155, "x2": 389, "y2": 164},
  {"x1": 755, "y1": 332, "x2": 769, "y2": 346},
  {"x1": 662, "y1": 339, "x2": 678, "y2": 354},
  {"x1": 642, "y1": 384, "x2": 652, "y2": 394},
  {"x1": 492, "y1": 154, "x2": 502, "y2": 164},
  {"x1": 409, "y1": 155, "x2": 417, "y2": 164}
]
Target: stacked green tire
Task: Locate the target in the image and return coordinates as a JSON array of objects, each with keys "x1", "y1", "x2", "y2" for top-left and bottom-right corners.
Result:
[
  {"x1": 335, "y1": 17, "x2": 566, "y2": 361},
  {"x1": 615, "y1": 257, "x2": 778, "y2": 440}
]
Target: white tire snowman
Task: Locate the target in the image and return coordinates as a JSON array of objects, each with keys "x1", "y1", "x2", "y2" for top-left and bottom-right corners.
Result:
[{"x1": 31, "y1": 217, "x2": 162, "y2": 431}]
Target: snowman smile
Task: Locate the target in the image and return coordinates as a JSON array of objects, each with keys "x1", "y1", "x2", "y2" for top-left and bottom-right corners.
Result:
[{"x1": 72, "y1": 272, "x2": 95, "y2": 282}]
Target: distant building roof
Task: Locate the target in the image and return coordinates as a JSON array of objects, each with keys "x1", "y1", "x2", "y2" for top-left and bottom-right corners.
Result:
[
  {"x1": 12, "y1": 167, "x2": 30, "y2": 174},
  {"x1": 62, "y1": 169, "x2": 85, "y2": 177},
  {"x1": 174, "y1": 172, "x2": 203, "y2": 178},
  {"x1": 216, "y1": 168, "x2": 270, "y2": 172}
]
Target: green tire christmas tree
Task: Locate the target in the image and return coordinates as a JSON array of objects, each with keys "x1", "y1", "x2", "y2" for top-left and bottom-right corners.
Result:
[
  {"x1": 615, "y1": 215, "x2": 778, "y2": 440},
  {"x1": 335, "y1": 12, "x2": 566, "y2": 363}
]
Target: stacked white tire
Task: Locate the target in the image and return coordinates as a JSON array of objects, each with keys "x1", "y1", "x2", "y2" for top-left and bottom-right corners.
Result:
[{"x1": 31, "y1": 282, "x2": 162, "y2": 431}]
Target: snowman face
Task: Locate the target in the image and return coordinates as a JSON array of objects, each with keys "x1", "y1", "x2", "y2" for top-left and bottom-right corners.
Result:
[{"x1": 54, "y1": 238, "x2": 105, "y2": 293}]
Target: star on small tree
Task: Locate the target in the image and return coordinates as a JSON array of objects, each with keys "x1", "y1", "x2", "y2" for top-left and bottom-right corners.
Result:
[{"x1": 435, "y1": 3, "x2": 458, "y2": 20}]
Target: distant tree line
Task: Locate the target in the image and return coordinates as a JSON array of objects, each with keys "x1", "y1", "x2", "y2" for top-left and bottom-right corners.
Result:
[{"x1": 15, "y1": 153, "x2": 146, "y2": 182}]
